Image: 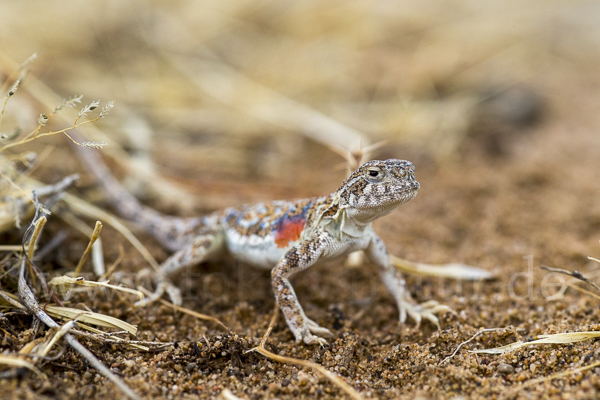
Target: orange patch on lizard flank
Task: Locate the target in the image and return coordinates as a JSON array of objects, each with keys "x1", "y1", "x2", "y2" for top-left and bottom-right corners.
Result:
[{"x1": 275, "y1": 218, "x2": 305, "y2": 248}]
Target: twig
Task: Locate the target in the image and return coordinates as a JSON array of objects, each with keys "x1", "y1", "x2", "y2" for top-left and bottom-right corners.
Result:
[
  {"x1": 541, "y1": 265, "x2": 600, "y2": 294},
  {"x1": 249, "y1": 306, "x2": 364, "y2": 400},
  {"x1": 439, "y1": 328, "x2": 506, "y2": 366}
]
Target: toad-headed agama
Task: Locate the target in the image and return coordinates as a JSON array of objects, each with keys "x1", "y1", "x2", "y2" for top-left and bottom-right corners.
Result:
[{"x1": 77, "y1": 150, "x2": 450, "y2": 345}]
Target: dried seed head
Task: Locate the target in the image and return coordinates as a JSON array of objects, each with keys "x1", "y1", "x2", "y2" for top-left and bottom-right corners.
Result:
[
  {"x1": 78, "y1": 100, "x2": 100, "y2": 120},
  {"x1": 38, "y1": 113, "x2": 49, "y2": 126},
  {"x1": 53, "y1": 95, "x2": 83, "y2": 114},
  {"x1": 8, "y1": 78, "x2": 21, "y2": 97},
  {"x1": 99, "y1": 100, "x2": 115, "y2": 118},
  {"x1": 79, "y1": 141, "x2": 108, "y2": 149}
]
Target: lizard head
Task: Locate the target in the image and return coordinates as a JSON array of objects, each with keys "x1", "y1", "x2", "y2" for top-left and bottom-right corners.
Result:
[{"x1": 337, "y1": 159, "x2": 419, "y2": 223}]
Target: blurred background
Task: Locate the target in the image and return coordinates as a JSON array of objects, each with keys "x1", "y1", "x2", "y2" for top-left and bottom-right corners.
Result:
[{"x1": 1, "y1": 0, "x2": 599, "y2": 261}]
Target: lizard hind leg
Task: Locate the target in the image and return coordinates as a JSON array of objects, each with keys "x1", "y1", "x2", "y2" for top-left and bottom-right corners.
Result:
[{"x1": 135, "y1": 232, "x2": 224, "y2": 307}]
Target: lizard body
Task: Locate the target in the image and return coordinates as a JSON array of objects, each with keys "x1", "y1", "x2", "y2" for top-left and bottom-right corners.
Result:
[{"x1": 78, "y1": 150, "x2": 447, "y2": 344}]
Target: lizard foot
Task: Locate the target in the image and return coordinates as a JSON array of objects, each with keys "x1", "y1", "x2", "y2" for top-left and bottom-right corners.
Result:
[
  {"x1": 135, "y1": 269, "x2": 182, "y2": 307},
  {"x1": 399, "y1": 299, "x2": 455, "y2": 330},
  {"x1": 293, "y1": 318, "x2": 332, "y2": 346}
]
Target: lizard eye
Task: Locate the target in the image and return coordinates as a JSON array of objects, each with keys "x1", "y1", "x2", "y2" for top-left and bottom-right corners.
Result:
[
  {"x1": 401, "y1": 170, "x2": 407, "y2": 178},
  {"x1": 365, "y1": 168, "x2": 384, "y2": 182}
]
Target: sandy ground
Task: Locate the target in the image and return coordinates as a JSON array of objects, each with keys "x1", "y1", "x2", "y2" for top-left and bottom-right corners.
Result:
[{"x1": 2, "y1": 1, "x2": 600, "y2": 399}]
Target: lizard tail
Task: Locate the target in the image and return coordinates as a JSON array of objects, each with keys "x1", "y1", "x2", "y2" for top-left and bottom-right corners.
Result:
[{"x1": 74, "y1": 145, "x2": 203, "y2": 251}]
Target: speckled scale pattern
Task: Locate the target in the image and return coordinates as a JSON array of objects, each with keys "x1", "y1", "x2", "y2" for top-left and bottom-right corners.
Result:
[{"x1": 79, "y1": 151, "x2": 444, "y2": 345}]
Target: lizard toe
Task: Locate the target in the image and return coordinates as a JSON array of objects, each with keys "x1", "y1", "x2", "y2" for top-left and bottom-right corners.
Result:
[
  {"x1": 306, "y1": 318, "x2": 333, "y2": 337},
  {"x1": 303, "y1": 333, "x2": 329, "y2": 346},
  {"x1": 400, "y1": 299, "x2": 454, "y2": 330}
]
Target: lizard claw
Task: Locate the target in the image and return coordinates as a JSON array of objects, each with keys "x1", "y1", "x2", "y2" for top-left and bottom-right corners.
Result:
[
  {"x1": 399, "y1": 299, "x2": 455, "y2": 330},
  {"x1": 302, "y1": 333, "x2": 329, "y2": 346},
  {"x1": 306, "y1": 317, "x2": 334, "y2": 337}
]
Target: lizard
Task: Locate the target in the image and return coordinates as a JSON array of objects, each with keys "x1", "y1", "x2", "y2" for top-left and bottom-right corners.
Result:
[{"x1": 76, "y1": 148, "x2": 450, "y2": 345}]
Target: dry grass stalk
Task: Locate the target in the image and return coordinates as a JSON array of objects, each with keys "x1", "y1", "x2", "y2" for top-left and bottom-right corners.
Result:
[
  {"x1": 540, "y1": 264, "x2": 600, "y2": 294},
  {"x1": 59, "y1": 189, "x2": 161, "y2": 271},
  {"x1": 471, "y1": 331, "x2": 600, "y2": 355},
  {"x1": 71, "y1": 328, "x2": 167, "y2": 350},
  {"x1": 57, "y1": 210, "x2": 106, "y2": 276},
  {"x1": 249, "y1": 306, "x2": 365, "y2": 400},
  {"x1": 163, "y1": 44, "x2": 366, "y2": 153},
  {"x1": 390, "y1": 255, "x2": 493, "y2": 280},
  {"x1": 44, "y1": 305, "x2": 138, "y2": 336},
  {"x1": 48, "y1": 275, "x2": 145, "y2": 303},
  {"x1": 16, "y1": 213, "x2": 141, "y2": 400},
  {"x1": 73, "y1": 220, "x2": 102, "y2": 275},
  {"x1": 24, "y1": 215, "x2": 46, "y2": 285},
  {"x1": 565, "y1": 282, "x2": 600, "y2": 301},
  {"x1": 37, "y1": 320, "x2": 76, "y2": 358},
  {"x1": 439, "y1": 328, "x2": 506, "y2": 365},
  {"x1": 138, "y1": 287, "x2": 228, "y2": 331},
  {"x1": 0, "y1": 354, "x2": 46, "y2": 379}
]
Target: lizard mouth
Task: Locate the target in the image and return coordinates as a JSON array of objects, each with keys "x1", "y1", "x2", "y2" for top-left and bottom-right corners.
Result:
[{"x1": 395, "y1": 187, "x2": 418, "y2": 204}]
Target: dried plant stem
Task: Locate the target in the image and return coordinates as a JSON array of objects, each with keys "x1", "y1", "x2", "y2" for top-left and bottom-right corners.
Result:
[
  {"x1": 439, "y1": 328, "x2": 506, "y2": 366},
  {"x1": 0, "y1": 354, "x2": 45, "y2": 379},
  {"x1": 58, "y1": 211, "x2": 106, "y2": 276},
  {"x1": 0, "y1": 245, "x2": 26, "y2": 252},
  {"x1": 73, "y1": 221, "x2": 102, "y2": 276},
  {"x1": 58, "y1": 190, "x2": 160, "y2": 272},
  {"x1": 138, "y1": 287, "x2": 228, "y2": 331},
  {"x1": 541, "y1": 265, "x2": 600, "y2": 294},
  {"x1": 38, "y1": 321, "x2": 75, "y2": 358},
  {"x1": 70, "y1": 327, "x2": 172, "y2": 350},
  {"x1": 565, "y1": 282, "x2": 600, "y2": 301},
  {"x1": 250, "y1": 306, "x2": 364, "y2": 400},
  {"x1": 391, "y1": 255, "x2": 493, "y2": 280},
  {"x1": 17, "y1": 256, "x2": 140, "y2": 400},
  {"x1": 25, "y1": 216, "x2": 46, "y2": 286},
  {"x1": 0, "y1": 116, "x2": 106, "y2": 155},
  {"x1": 163, "y1": 44, "x2": 366, "y2": 152}
]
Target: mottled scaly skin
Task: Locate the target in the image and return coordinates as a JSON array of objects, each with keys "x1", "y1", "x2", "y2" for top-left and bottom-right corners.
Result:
[{"x1": 78, "y1": 150, "x2": 446, "y2": 345}]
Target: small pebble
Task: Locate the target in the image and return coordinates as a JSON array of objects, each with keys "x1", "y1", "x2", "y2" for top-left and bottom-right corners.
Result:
[
  {"x1": 186, "y1": 363, "x2": 197, "y2": 372},
  {"x1": 498, "y1": 364, "x2": 514, "y2": 374}
]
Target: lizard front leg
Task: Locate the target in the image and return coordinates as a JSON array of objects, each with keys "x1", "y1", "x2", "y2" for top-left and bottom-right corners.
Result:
[
  {"x1": 271, "y1": 232, "x2": 333, "y2": 345},
  {"x1": 366, "y1": 231, "x2": 452, "y2": 328},
  {"x1": 136, "y1": 231, "x2": 224, "y2": 306}
]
